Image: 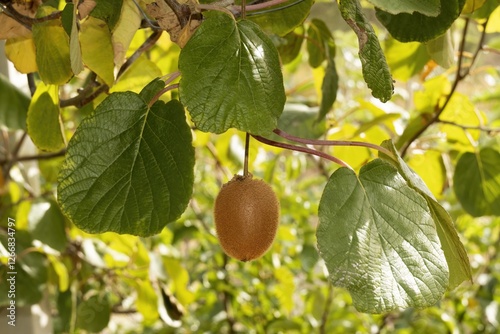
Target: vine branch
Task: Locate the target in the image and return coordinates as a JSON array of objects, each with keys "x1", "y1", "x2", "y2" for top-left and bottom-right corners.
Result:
[
  {"x1": 252, "y1": 134, "x2": 353, "y2": 170},
  {"x1": 400, "y1": 17, "x2": 489, "y2": 157}
]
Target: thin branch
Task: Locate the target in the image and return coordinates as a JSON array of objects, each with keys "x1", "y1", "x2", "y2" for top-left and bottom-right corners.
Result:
[
  {"x1": 164, "y1": 0, "x2": 190, "y2": 28},
  {"x1": 243, "y1": 133, "x2": 250, "y2": 176},
  {"x1": 252, "y1": 134, "x2": 353, "y2": 170},
  {"x1": 319, "y1": 284, "x2": 333, "y2": 334},
  {"x1": 438, "y1": 120, "x2": 500, "y2": 134},
  {"x1": 148, "y1": 83, "x2": 179, "y2": 107},
  {"x1": 273, "y1": 128, "x2": 396, "y2": 160},
  {"x1": 0, "y1": 149, "x2": 67, "y2": 166},
  {"x1": 400, "y1": 17, "x2": 488, "y2": 157}
]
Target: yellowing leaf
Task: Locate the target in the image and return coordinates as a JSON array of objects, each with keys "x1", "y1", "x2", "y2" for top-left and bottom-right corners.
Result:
[
  {"x1": 408, "y1": 150, "x2": 445, "y2": 198},
  {"x1": 70, "y1": 2, "x2": 84, "y2": 75},
  {"x1": 111, "y1": 55, "x2": 162, "y2": 93},
  {"x1": 486, "y1": 6, "x2": 500, "y2": 33},
  {"x1": 27, "y1": 83, "x2": 65, "y2": 151},
  {"x1": 0, "y1": 0, "x2": 40, "y2": 39},
  {"x1": 462, "y1": 0, "x2": 487, "y2": 13},
  {"x1": 80, "y1": 16, "x2": 115, "y2": 87},
  {"x1": 112, "y1": 0, "x2": 141, "y2": 66},
  {"x1": 5, "y1": 37, "x2": 38, "y2": 73},
  {"x1": 32, "y1": 7, "x2": 73, "y2": 85}
]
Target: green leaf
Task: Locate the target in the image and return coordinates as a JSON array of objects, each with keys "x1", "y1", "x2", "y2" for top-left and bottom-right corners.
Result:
[
  {"x1": 367, "y1": 0, "x2": 441, "y2": 16},
  {"x1": 76, "y1": 294, "x2": 111, "y2": 332},
  {"x1": 32, "y1": 6, "x2": 73, "y2": 85},
  {"x1": 317, "y1": 159, "x2": 448, "y2": 313},
  {"x1": 0, "y1": 73, "x2": 29, "y2": 130},
  {"x1": 338, "y1": 0, "x2": 394, "y2": 102},
  {"x1": 58, "y1": 92, "x2": 195, "y2": 236},
  {"x1": 426, "y1": 31, "x2": 454, "y2": 69},
  {"x1": 375, "y1": 0, "x2": 466, "y2": 42},
  {"x1": 80, "y1": 16, "x2": 115, "y2": 87},
  {"x1": 380, "y1": 140, "x2": 472, "y2": 289},
  {"x1": 28, "y1": 199, "x2": 68, "y2": 252},
  {"x1": 307, "y1": 19, "x2": 335, "y2": 68},
  {"x1": 277, "y1": 27, "x2": 305, "y2": 65},
  {"x1": 90, "y1": 0, "x2": 123, "y2": 30},
  {"x1": 275, "y1": 104, "x2": 326, "y2": 139},
  {"x1": 454, "y1": 148, "x2": 500, "y2": 216},
  {"x1": 139, "y1": 77, "x2": 166, "y2": 103},
  {"x1": 247, "y1": 0, "x2": 314, "y2": 36},
  {"x1": 384, "y1": 38, "x2": 429, "y2": 81},
  {"x1": 318, "y1": 60, "x2": 339, "y2": 122},
  {"x1": 27, "y1": 83, "x2": 65, "y2": 152},
  {"x1": 179, "y1": 13, "x2": 285, "y2": 136}
]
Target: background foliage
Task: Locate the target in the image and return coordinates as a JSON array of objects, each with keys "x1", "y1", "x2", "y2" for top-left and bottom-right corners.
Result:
[{"x1": 1, "y1": 0, "x2": 500, "y2": 333}]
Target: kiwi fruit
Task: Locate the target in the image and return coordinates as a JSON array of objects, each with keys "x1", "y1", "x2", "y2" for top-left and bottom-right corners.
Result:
[{"x1": 214, "y1": 174, "x2": 280, "y2": 261}]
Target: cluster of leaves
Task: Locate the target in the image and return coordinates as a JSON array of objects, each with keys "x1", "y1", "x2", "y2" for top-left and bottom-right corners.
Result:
[{"x1": 1, "y1": 0, "x2": 500, "y2": 332}]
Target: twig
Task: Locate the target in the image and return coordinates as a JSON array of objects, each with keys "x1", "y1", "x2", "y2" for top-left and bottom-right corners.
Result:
[
  {"x1": 164, "y1": 0, "x2": 190, "y2": 28},
  {"x1": 243, "y1": 133, "x2": 250, "y2": 176},
  {"x1": 400, "y1": 17, "x2": 488, "y2": 157},
  {"x1": 148, "y1": 83, "x2": 179, "y2": 107},
  {"x1": 438, "y1": 120, "x2": 500, "y2": 134},
  {"x1": 319, "y1": 284, "x2": 333, "y2": 334},
  {"x1": 0, "y1": 149, "x2": 67, "y2": 166},
  {"x1": 252, "y1": 134, "x2": 353, "y2": 170}
]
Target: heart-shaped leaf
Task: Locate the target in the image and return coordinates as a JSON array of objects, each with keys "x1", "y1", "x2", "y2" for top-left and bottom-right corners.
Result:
[
  {"x1": 179, "y1": 13, "x2": 285, "y2": 136},
  {"x1": 58, "y1": 85, "x2": 194, "y2": 236},
  {"x1": 317, "y1": 159, "x2": 448, "y2": 313}
]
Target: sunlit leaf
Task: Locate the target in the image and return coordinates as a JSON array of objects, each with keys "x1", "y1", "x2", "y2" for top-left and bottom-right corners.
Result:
[
  {"x1": 381, "y1": 140, "x2": 472, "y2": 289},
  {"x1": 5, "y1": 36, "x2": 38, "y2": 74},
  {"x1": 376, "y1": 0, "x2": 466, "y2": 42},
  {"x1": 454, "y1": 148, "x2": 500, "y2": 217},
  {"x1": 80, "y1": 16, "x2": 115, "y2": 87},
  {"x1": 32, "y1": 6, "x2": 73, "y2": 85},
  {"x1": 112, "y1": 0, "x2": 141, "y2": 66},
  {"x1": 58, "y1": 89, "x2": 195, "y2": 236},
  {"x1": 179, "y1": 13, "x2": 285, "y2": 136},
  {"x1": 384, "y1": 38, "x2": 429, "y2": 81},
  {"x1": 317, "y1": 159, "x2": 448, "y2": 313}
]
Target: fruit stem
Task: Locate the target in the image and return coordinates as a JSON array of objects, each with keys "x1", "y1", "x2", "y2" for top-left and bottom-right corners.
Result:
[
  {"x1": 243, "y1": 132, "x2": 250, "y2": 176},
  {"x1": 252, "y1": 135, "x2": 353, "y2": 170},
  {"x1": 273, "y1": 128, "x2": 397, "y2": 161}
]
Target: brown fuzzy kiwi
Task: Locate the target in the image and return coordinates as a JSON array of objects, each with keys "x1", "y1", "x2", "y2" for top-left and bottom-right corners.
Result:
[{"x1": 214, "y1": 174, "x2": 280, "y2": 261}]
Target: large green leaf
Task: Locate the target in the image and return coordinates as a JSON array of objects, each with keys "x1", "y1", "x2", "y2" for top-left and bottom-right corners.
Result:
[
  {"x1": 179, "y1": 13, "x2": 285, "y2": 136},
  {"x1": 381, "y1": 140, "x2": 472, "y2": 289},
  {"x1": 317, "y1": 159, "x2": 448, "y2": 313},
  {"x1": 454, "y1": 148, "x2": 500, "y2": 217},
  {"x1": 0, "y1": 73, "x2": 29, "y2": 130},
  {"x1": 367, "y1": 0, "x2": 441, "y2": 16},
  {"x1": 32, "y1": 6, "x2": 73, "y2": 85},
  {"x1": 248, "y1": 0, "x2": 314, "y2": 36},
  {"x1": 375, "y1": 0, "x2": 466, "y2": 42},
  {"x1": 338, "y1": 0, "x2": 394, "y2": 102},
  {"x1": 58, "y1": 86, "x2": 195, "y2": 236}
]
